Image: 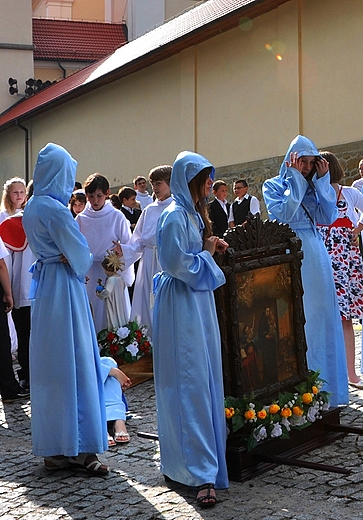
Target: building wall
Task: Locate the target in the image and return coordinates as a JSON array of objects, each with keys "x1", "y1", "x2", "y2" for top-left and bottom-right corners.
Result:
[
  {"x1": 0, "y1": 0, "x2": 34, "y2": 114},
  {"x1": 1, "y1": 0, "x2": 363, "y2": 205}
]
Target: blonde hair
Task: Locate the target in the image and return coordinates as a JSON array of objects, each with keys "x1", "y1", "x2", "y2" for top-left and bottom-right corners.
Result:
[{"x1": 1, "y1": 177, "x2": 26, "y2": 214}]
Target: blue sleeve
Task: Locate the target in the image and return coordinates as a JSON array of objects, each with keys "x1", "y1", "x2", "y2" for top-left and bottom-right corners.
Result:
[
  {"x1": 47, "y1": 205, "x2": 93, "y2": 279},
  {"x1": 262, "y1": 168, "x2": 309, "y2": 222},
  {"x1": 157, "y1": 209, "x2": 225, "y2": 291},
  {"x1": 312, "y1": 173, "x2": 338, "y2": 225}
]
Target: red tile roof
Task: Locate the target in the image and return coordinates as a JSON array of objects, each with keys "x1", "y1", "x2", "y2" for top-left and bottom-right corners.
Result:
[
  {"x1": 0, "y1": 0, "x2": 288, "y2": 130},
  {"x1": 32, "y1": 18, "x2": 127, "y2": 61}
]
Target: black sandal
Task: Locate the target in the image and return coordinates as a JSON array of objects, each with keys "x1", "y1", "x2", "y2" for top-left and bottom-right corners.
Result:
[{"x1": 196, "y1": 483, "x2": 217, "y2": 508}]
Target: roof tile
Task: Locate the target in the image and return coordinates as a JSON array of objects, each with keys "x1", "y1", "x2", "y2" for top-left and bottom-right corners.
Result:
[{"x1": 32, "y1": 18, "x2": 127, "y2": 61}]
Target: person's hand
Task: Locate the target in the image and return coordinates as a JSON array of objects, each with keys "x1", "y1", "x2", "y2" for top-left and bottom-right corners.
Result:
[
  {"x1": 315, "y1": 157, "x2": 329, "y2": 178},
  {"x1": 351, "y1": 229, "x2": 360, "y2": 246},
  {"x1": 121, "y1": 375, "x2": 132, "y2": 391},
  {"x1": 3, "y1": 292, "x2": 13, "y2": 313},
  {"x1": 286, "y1": 152, "x2": 300, "y2": 171},
  {"x1": 204, "y1": 236, "x2": 228, "y2": 255},
  {"x1": 112, "y1": 241, "x2": 123, "y2": 256},
  {"x1": 204, "y1": 236, "x2": 219, "y2": 255},
  {"x1": 118, "y1": 369, "x2": 132, "y2": 390},
  {"x1": 59, "y1": 254, "x2": 69, "y2": 264},
  {"x1": 216, "y1": 238, "x2": 228, "y2": 253}
]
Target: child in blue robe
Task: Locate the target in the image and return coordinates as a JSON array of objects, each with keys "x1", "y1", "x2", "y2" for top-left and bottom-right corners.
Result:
[
  {"x1": 262, "y1": 135, "x2": 349, "y2": 406},
  {"x1": 153, "y1": 151, "x2": 229, "y2": 507},
  {"x1": 23, "y1": 143, "x2": 108, "y2": 474}
]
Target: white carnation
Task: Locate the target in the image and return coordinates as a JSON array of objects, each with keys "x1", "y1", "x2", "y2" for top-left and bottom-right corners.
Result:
[
  {"x1": 271, "y1": 423, "x2": 283, "y2": 438},
  {"x1": 116, "y1": 326, "x2": 129, "y2": 339},
  {"x1": 126, "y1": 343, "x2": 139, "y2": 356},
  {"x1": 253, "y1": 425, "x2": 267, "y2": 442}
]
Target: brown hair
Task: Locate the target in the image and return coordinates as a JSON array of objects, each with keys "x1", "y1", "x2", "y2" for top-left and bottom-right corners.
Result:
[
  {"x1": 188, "y1": 167, "x2": 212, "y2": 239},
  {"x1": 84, "y1": 173, "x2": 109, "y2": 194},
  {"x1": 133, "y1": 175, "x2": 147, "y2": 186},
  {"x1": 109, "y1": 193, "x2": 122, "y2": 209},
  {"x1": 149, "y1": 165, "x2": 172, "y2": 185},
  {"x1": 319, "y1": 151, "x2": 344, "y2": 184},
  {"x1": 118, "y1": 186, "x2": 137, "y2": 203},
  {"x1": 212, "y1": 180, "x2": 227, "y2": 191},
  {"x1": 69, "y1": 191, "x2": 86, "y2": 217}
]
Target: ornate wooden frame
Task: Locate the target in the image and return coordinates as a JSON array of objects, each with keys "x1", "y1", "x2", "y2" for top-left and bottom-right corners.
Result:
[{"x1": 214, "y1": 215, "x2": 308, "y2": 401}]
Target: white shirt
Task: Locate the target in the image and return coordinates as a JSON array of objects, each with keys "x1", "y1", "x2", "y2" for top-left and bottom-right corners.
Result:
[
  {"x1": 352, "y1": 178, "x2": 363, "y2": 192},
  {"x1": 215, "y1": 198, "x2": 229, "y2": 215},
  {"x1": 228, "y1": 194, "x2": 260, "y2": 223},
  {"x1": 136, "y1": 191, "x2": 153, "y2": 210}
]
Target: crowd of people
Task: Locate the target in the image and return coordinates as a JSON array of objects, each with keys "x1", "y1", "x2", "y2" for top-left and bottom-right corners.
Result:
[{"x1": 1, "y1": 135, "x2": 363, "y2": 507}]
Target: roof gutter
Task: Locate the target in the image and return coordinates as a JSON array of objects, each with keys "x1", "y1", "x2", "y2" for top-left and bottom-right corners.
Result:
[{"x1": 15, "y1": 120, "x2": 30, "y2": 184}]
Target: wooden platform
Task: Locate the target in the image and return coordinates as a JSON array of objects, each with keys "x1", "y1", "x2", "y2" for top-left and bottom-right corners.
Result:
[
  {"x1": 226, "y1": 408, "x2": 348, "y2": 482},
  {"x1": 116, "y1": 353, "x2": 153, "y2": 387}
]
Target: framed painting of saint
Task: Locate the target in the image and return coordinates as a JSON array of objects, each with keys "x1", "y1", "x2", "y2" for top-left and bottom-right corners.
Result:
[{"x1": 215, "y1": 215, "x2": 308, "y2": 401}]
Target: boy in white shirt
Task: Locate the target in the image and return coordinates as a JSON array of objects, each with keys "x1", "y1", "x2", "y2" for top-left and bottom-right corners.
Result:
[
  {"x1": 133, "y1": 175, "x2": 153, "y2": 210},
  {"x1": 76, "y1": 174, "x2": 134, "y2": 333}
]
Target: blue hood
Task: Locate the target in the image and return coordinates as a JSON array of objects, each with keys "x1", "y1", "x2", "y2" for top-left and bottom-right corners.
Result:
[
  {"x1": 279, "y1": 135, "x2": 322, "y2": 178},
  {"x1": 170, "y1": 151, "x2": 215, "y2": 228},
  {"x1": 32, "y1": 143, "x2": 77, "y2": 206}
]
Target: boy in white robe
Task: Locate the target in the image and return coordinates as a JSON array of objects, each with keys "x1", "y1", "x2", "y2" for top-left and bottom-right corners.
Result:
[
  {"x1": 114, "y1": 165, "x2": 172, "y2": 338},
  {"x1": 76, "y1": 174, "x2": 134, "y2": 333}
]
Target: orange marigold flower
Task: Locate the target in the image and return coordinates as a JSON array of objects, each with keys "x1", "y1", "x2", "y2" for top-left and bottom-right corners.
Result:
[
  {"x1": 225, "y1": 407, "x2": 235, "y2": 419},
  {"x1": 292, "y1": 406, "x2": 304, "y2": 416},
  {"x1": 302, "y1": 392, "x2": 313, "y2": 404},
  {"x1": 244, "y1": 409, "x2": 256, "y2": 421},
  {"x1": 257, "y1": 409, "x2": 267, "y2": 420},
  {"x1": 312, "y1": 386, "x2": 319, "y2": 395},
  {"x1": 269, "y1": 404, "x2": 280, "y2": 414},
  {"x1": 280, "y1": 407, "x2": 292, "y2": 418}
]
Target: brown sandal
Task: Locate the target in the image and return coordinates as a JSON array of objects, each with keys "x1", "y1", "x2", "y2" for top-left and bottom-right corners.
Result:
[
  {"x1": 68, "y1": 453, "x2": 109, "y2": 476},
  {"x1": 196, "y1": 483, "x2": 217, "y2": 508}
]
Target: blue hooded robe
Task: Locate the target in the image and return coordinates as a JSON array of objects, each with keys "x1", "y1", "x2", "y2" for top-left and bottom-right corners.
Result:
[
  {"x1": 262, "y1": 135, "x2": 348, "y2": 406},
  {"x1": 153, "y1": 151, "x2": 229, "y2": 489},
  {"x1": 23, "y1": 143, "x2": 107, "y2": 456}
]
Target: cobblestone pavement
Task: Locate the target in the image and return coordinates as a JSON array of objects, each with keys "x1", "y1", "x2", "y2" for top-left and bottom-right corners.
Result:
[{"x1": 2, "y1": 328, "x2": 363, "y2": 519}]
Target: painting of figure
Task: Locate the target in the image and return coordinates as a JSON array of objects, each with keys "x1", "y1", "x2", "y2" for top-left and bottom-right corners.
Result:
[{"x1": 235, "y1": 263, "x2": 298, "y2": 392}]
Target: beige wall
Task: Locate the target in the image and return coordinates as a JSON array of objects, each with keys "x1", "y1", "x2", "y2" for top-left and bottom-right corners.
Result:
[
  {"x1": 33, "y1": 0, "x2": 106, "y2": 21},
  {"x1": 0, "y1": 0, "x2": 34, "y2": 114},
  {"x1": 1, "y1": 0, "x2": 363, "y2": 193}
]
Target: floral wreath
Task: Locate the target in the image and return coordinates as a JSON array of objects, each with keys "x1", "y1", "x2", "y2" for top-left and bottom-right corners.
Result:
[{"x1": 224, "y1": 370, "x2": 330, "y2": 451}]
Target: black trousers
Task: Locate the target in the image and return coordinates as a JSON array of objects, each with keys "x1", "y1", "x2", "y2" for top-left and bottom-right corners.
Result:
[
  {"x1": 0, "y1": 299, "x2": 21, "y2": 399},
  {"x1": 12, "y1": 306, "x2": 30, "y2": 383}
]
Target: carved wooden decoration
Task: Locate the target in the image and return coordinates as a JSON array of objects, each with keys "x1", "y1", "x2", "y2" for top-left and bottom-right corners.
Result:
[{"x1": 214, "y1": 214, "x2": 308, "y2": 401}]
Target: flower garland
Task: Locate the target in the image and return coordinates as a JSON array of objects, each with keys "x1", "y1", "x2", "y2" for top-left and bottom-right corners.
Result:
[
  {"x1": 97, "y1": 319, "x2": 152, "y2": 363},
  {"x1": 224, "y1": 370, "x2": 330, "y2": 451}
]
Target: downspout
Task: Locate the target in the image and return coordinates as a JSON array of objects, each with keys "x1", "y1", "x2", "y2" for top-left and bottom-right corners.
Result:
[
  {"x1": 297, "y1": 0, "x2": 303, "y2": 134},
  {"x1": 15, "y1": 120, "x2": 30, "y2": 184},
  {"x1": 57, "y1": 60, "x2": 67, "y2": 79}
]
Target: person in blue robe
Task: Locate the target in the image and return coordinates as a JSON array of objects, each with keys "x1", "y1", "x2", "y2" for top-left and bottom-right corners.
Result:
[
  {"x1": 262, "y1": 135, "x2": 349, "y2": 407},
  {"x1": 99, "y1": 356, "x2": 131, "y2": 446},
  {"x1": 23, "y1": 143, "x2": 109, "y2": 474},
  {"x1": 153, "y1": 151, "x2": 229, "y2": 508}
]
